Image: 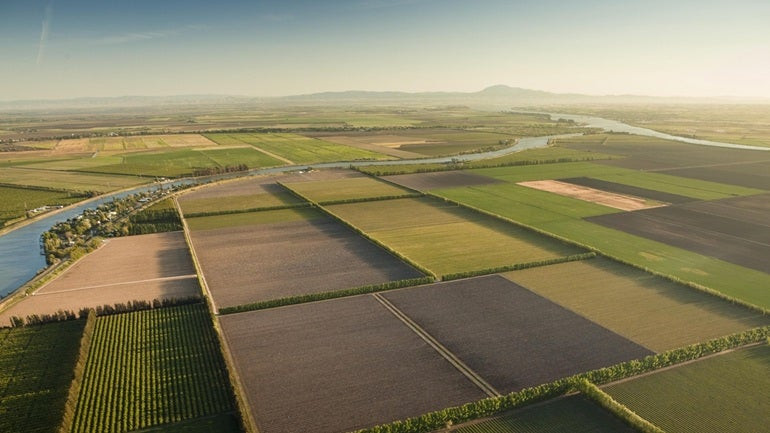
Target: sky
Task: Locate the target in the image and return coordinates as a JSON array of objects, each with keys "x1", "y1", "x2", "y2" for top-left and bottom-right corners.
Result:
[{"x1": 1, "y1": 0, "x2": 769, "y2": 100}]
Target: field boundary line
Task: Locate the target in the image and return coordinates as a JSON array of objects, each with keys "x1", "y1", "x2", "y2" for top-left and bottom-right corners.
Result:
[
  {"x1": 174, "y1": 197, "x2": 217, "y2": 313},
  {"x1": 371, "y1": 292, "x2": 500, "y2": 398},
  {"x1": 35, "y1": 274, "x2": 198, "y2": 295},
  {"x1": 248, "y1": 143, "x2": 294, "y2": 164}
]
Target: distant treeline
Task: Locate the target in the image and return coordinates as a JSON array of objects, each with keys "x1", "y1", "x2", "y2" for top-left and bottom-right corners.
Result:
[
  {"x1": 128, "y1": 201, "x2": 182, "y2": 235},
  {"x1": 192, "y1": 164, "x2": 249, "y2": 177}
]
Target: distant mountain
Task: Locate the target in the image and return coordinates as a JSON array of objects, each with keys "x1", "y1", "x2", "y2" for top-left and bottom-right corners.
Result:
[{"x1": 1, "y1": 85, "x2": 767, "y2": 111}]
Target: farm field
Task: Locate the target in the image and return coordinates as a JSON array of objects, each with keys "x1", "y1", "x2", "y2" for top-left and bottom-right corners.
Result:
[
  {"x1": 178, "y1": 182, "x2": 303, "y2": 215},
  {"x1": 0, "y1": 232, "x2": 200, "y2": 325},
  {"x1": 504, "y1": 258, "x2": 770, "y2": 351},
  {"x1": 0, "y1": 185, "x2": 84, "y2": 226},
  {"x1": 383, "y1": 275, "x2": 652, "y2": 393},
  {"x1": 204, "y1": 132, "x2": 389, "y2": 163},
  {"x1": 557, "y1": 133, "x2": 770, "y2": 189},
  {"x1": 50, "y1": 134, "x2": 218, "y2": 153},
  {"x1": 385, "y1": 171, "x2": 504, "y2": 191},
  {"x1": 303, "y1": 133, "x2": 426, "y2": 158},
  {"x1": 451, "y1": 395, "x2": 635, "y2": 433},
  {"x1": 0, "y1": 167, "x2": 147, "y2": 193},
  {"x1": 187, "y1": 208, "x2": 422, "y2": 308},
  {"x1": 0, "y1": 320, "x2": 85, "y2": 433},
  {"x1": 282, "y1": 175, "x2": 415, "y2": 202},
  {"x1": 587, "y1": 193, "x2": 770, "y2": 274},
  {"x1": 434, "y1": 165, "x2": 770, "y2": 309},
  {"x1": 325, "y1": 197, "x2": 582, "y2": 277},
  {"x1": 70, "y1": 304, "x2": 235, "y2": 433},
  {"x1": 517, "y1": 179, "x2": 664, "y2": 211},
  {"x1": 219, "y1": 295, "x2": 485, "y2": 433},
  {"x1": 604, "y1": 344, "x2": 770, "y2": 433},
  {"x1": 558, "y1": 177, "x2": 695, "y2": 204}
]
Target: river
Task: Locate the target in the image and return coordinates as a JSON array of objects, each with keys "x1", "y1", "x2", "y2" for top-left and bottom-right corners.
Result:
[{"x1": 1, "y1": 112, "x2": 765, "y2": 297}]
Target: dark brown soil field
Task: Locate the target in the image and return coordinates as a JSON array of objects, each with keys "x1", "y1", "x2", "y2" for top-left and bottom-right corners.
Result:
[
  {"x1": 383, "y1": 275, "x2": 652, "y2": 393},
  {"x1": 657, "y1": 161, "x2": 770, "y2": 190},
  {"x1": 587, "y1": 195, "x2": 770, "y2": 273},
  {"x1": 190, "y1": 213, "x2": 422, "y2": 308},
  {"x1": 384, "y1": 171, "x2": 503, "y2": 191},
  {"x1": 560, "y1": 177, "x2": 695, "y2": 204},
  {"x1": 561, "y1": 134, "x2": 770, "y2": 189},
  {"x1": 219, "y1": 295, "x2": 485, "y2": 433}
]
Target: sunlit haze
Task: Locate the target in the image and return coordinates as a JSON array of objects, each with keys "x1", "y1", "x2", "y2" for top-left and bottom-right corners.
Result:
[{"x1": 1, "y1": 0, "x2": 769, "y2": 100}]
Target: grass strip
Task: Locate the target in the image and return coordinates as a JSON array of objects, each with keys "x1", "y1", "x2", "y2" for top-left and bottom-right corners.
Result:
[
  {"x1": 219, "y1": 276, "x2": 435, "y2": 315},
  {"x1": 575, "y1": 379, "x2": 666, "y2": 433}
]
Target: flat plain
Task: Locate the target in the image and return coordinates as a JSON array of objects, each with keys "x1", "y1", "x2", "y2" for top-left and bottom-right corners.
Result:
[
  {"x1": 504, "y1": 258, "x2": 770, "y2": 351},
  {"x1": 326, "y1": 197, "x2": 582, "y2": 277},
  {"x1": 383, "y1": 275, "x2": 652, "y2": 393},
  {"x1": 558, "y1": 177, "x2": 695, "y2": 204},
  {"x1": 219, "y1": 295, "x2": 485, "y2": 433},
  {"x1": 187, "y1": 208, "x2": 422, "y2": 308},
  {"x1": 384, "y1": 171, "x2": 504, "y2": 191},
  {"x1": 587, "y1": 194, "x2": 770, "y2": 273},
  {"x1": 282, "y1": 175, "x2": 415, "y2": 202},
  {"x1": 0, "y1": 232, "x2": 200, "y2": 325},
  {"x1": 604, "y1": 344, "x2": 770, "y2": 433},
  {"x1": 452, "y1": 395, "x2": 636, "y2": 433}
]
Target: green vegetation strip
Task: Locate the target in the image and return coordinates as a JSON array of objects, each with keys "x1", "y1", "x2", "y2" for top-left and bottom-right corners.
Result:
[
  {"x1": 317, "y1": 192, "x2": 424, "y2": 206},
  {"x1": 59, "y1": 310, "x2": 97, "y2": 433},
  {"x1": 575, "y1": 379, "x2": 666, "y2": 433},
  {"x1": 69, "y1": 304, "x2": 235, "y2": 433},
  {"x1": 277, "y1": 182, "x2": 436, "y2": 278},
  {"x1": 440, "y1": 252, "x2": 596, "y2": 281},
  {"x1": 352, "y1": 325, "x2": 770, "y2": 433},
  {"x1": 218, "y1": 276, "x2": 435, "y2": 315}
]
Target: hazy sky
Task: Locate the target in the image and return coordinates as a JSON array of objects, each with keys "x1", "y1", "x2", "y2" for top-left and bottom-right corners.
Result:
[{"x1": 1, "y1": 0, "x2": 769, "y2": 100}]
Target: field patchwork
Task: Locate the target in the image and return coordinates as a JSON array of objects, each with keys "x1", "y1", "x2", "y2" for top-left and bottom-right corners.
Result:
[
  {"x1": 517, "y1": 179, "x2": 665, "y2": 211},
  {"x1": 504, "y1": 258, "x2": 770, "y2": 351},
  {"x1": 282, "y1": 175, "x2": 415, "y2": 203},
  {"x1": 604, "y1": 344, "x2": 770, "y2": 433},
  {"x1": 383, "y1": 275, "x2": 653, "y2": 393},
  {"x1": 187, "y1": 208, "x2": 422, "y2": 308},
  {"x1": 219, "y1": 295, "x2": 485, "y2": 433},
  {"x1": 326, "y1": 197, "x2": 582, "y2": 277}
]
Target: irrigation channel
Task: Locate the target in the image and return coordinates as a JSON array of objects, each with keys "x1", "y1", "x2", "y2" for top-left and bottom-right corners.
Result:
[{"x1": 1, "y1": 113, "x2": 768, "y2": 298}]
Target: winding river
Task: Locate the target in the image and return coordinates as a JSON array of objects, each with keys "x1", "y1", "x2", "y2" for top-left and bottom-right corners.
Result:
[{"x1": 1, "y1": 113, "x2": 767, "y2": 298}]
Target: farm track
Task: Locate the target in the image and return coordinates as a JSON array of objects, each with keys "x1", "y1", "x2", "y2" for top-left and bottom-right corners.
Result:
[
  {"x1": 35, "y1": 274, "x2": 198, "y2": 295},
  {"x1": 372, "y1": 292, "x2": 500, "y2": 397}
]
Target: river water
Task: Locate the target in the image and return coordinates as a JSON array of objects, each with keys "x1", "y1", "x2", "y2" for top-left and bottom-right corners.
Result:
[{"x1": 1, "y1": 113, "x2": 765, "y2": 297}]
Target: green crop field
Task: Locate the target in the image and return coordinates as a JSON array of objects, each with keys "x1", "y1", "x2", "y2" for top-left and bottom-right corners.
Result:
[
  {"x1": 434, "y1": 165, "x2": 770, "y2": 309},
  {"x1": 0, "y1": 320, "x2": 86, "y2": 433},
  {"x1": 452, "y1": 395, "x2": 634, "y2": 433},
  {"x1": 205, "y1": 133, "x2": 389, "y2": 163},
  {"x1": 70, "y1": 304, "x2": 234, "y2": 433},
  {"x1": 326, "y1": 197, "x2": 581, "y2": 277},
  {"x1": 186, "y1": 207, "x2": 321, "y2": 231},
  {"x1": 505, "y1": 258, "x2": 770, "y2": 351},
  {"x1": 0, "y1": 185, "x2": 84, "y2": 226},
  {"x1": 0, "y1": 167, "x2": 148, "y2": 193},
  {"x1": 604, "y1": 344, "x2": 770, "y2": 433},
  {"x1": 283, "y1": 176, "x2": 414, "y2": 202}
]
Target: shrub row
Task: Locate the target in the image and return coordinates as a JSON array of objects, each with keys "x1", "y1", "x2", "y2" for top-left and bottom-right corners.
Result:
[
  {"x1": 440, "y1": 252, "x2": 596, "y2": 281},
  {"x1": 576, "y1": 379, "x2": 666, "y2": 433},
  {"x1": 218, "y1": 276, "x2": 435, "y2": 315},
  {"x1": 277, "y1": 182, "x2": 436, "y2": 278},
  {"x1": 7, "y1": 297, "x2": 202, "y2": 328},
  {"x1": 353, "y1": 325, "x2": 770, "y2": 433},
  {"x1": 58, "y1": 309, "x2": 97, "y2": 433},
  {"x1": 182, "y1": 202, "x2": 312, "y2": 219},
  {"x1": 128, "y1": 206, "x2": 183, "y2": 235},
  {"x1": 317, "y1": 192, "x2": 423, "y2": 206}
]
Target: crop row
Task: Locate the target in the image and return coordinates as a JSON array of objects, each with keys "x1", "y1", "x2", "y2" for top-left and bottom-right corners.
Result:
[{"x1": 69, "y1": 304, "x2": 234, "y2": 433}]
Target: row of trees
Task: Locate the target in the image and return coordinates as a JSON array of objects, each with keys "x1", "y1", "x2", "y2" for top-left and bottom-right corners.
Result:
[{"x1": 441, "y1": 252, "x2": 597, "y2": 281}]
